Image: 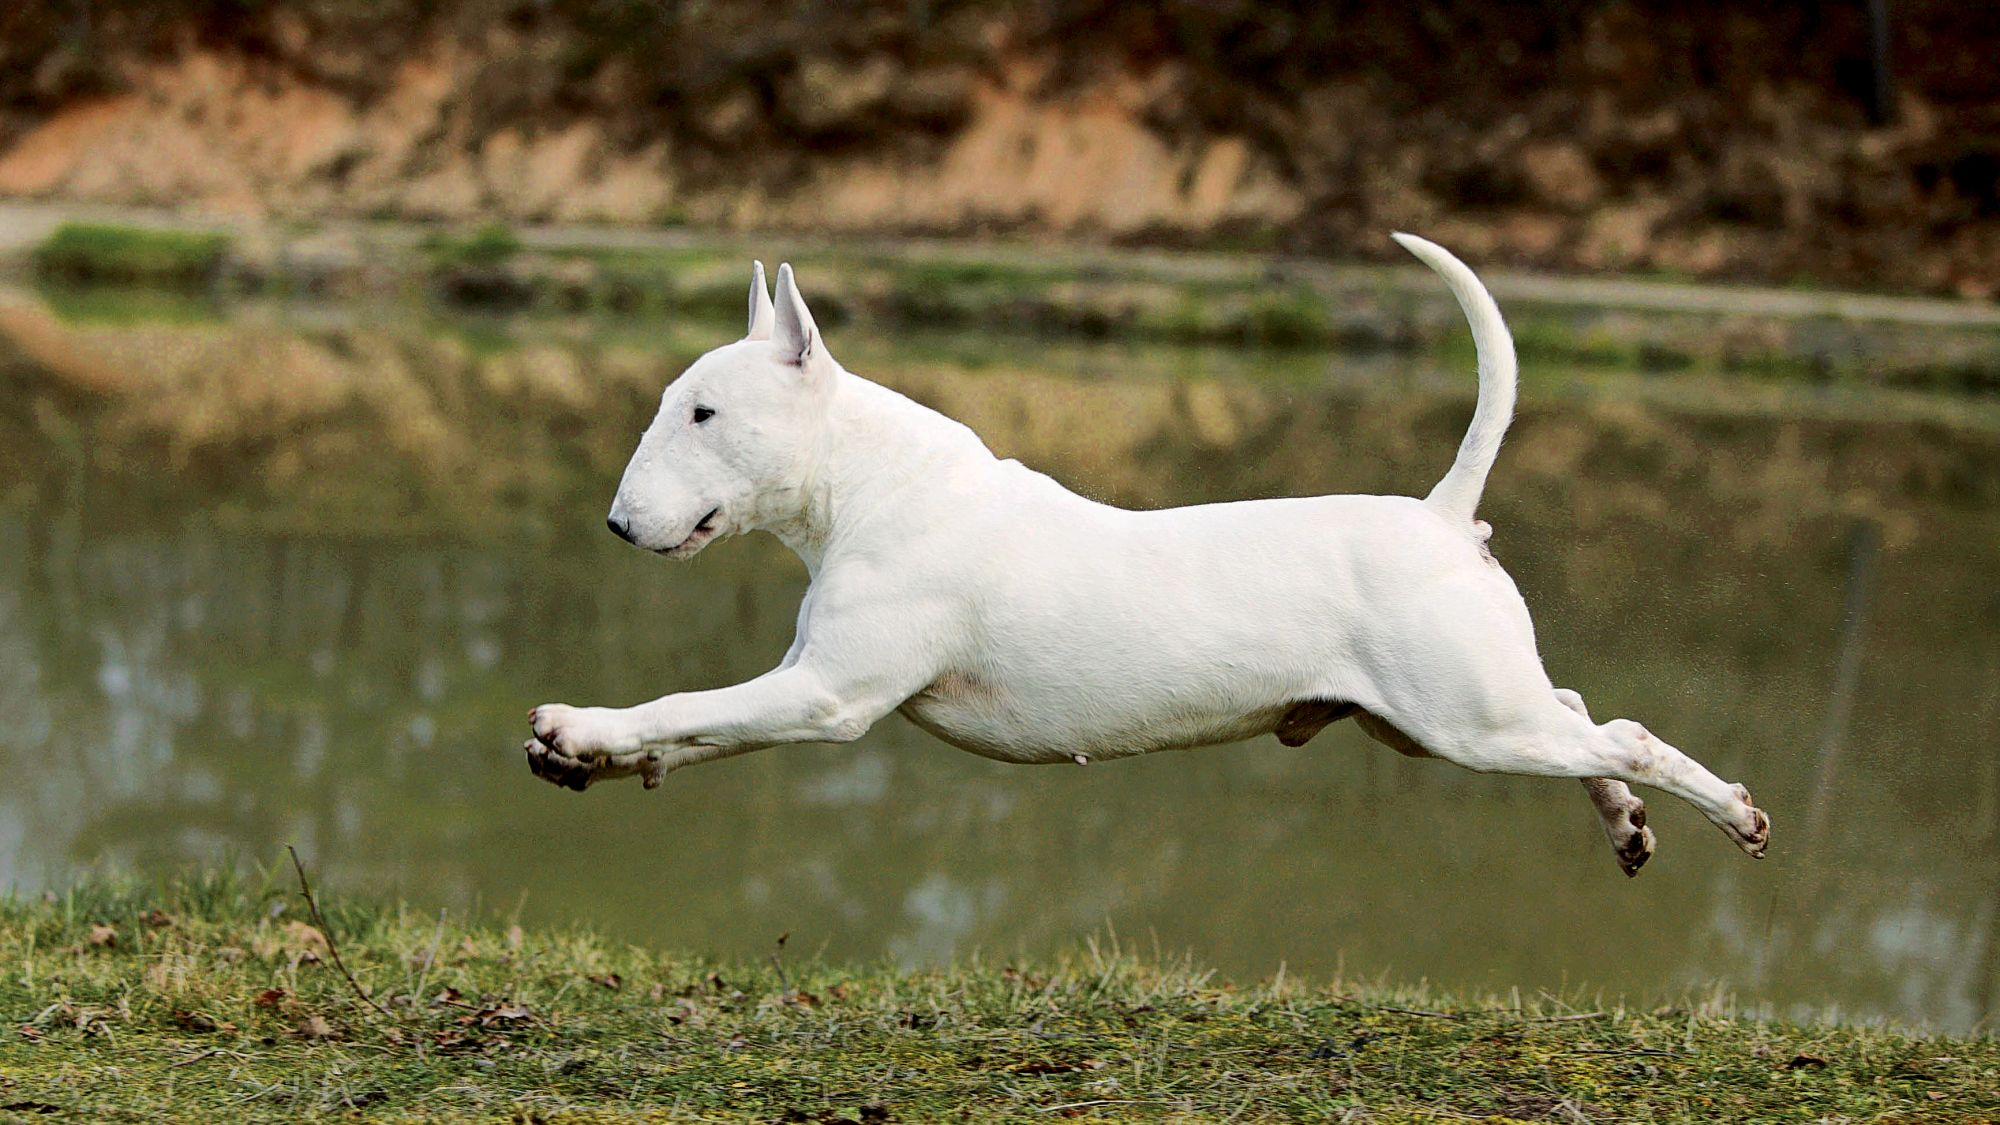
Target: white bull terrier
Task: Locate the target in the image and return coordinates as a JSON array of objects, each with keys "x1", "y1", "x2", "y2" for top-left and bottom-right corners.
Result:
[{"x1": 524, "y1": 235, "x2": 1770, "y2": 875}]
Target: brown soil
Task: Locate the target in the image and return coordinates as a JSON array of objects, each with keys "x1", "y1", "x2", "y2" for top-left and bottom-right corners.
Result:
[{"x1": 0, "y1": 3, "x2": 1995, "y2": 297}]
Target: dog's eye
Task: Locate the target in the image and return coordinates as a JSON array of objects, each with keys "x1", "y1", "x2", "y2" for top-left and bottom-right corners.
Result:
[{"x1": 692, "y1": 406, "x2": 715, "y2": 424}]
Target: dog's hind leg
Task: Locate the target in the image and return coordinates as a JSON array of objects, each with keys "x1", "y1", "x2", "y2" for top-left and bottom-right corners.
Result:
[
  {"x1": 1555, "y1": 688, "x2": 1656, "y2": 876},
  {"x1": 1378, "y1": 678, "x2": 1768, "y2": 859},
  {"x1": 1471, "y1": 701, "x2": 1768, "y2": 859}
]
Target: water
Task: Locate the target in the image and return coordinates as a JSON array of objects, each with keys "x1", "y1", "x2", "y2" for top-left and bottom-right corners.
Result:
[{"x1": 3, "y1": 289, "x2": 1998, "y2": 1033}]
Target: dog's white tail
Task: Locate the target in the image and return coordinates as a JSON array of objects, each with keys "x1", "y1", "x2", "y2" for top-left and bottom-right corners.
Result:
[{"x1": 1391, "y1": 232, "x2": 1518, "y2": 525}]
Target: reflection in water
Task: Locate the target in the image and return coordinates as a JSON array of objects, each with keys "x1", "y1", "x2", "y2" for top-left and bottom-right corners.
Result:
[{"x1": 2, "y1": 292, "x2": 1998, "y2": 1032}]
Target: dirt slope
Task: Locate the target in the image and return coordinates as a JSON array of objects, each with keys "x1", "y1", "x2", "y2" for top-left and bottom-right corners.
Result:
[{"x1": 0, "y1": 2, "x2": 1995, "y2": 296}]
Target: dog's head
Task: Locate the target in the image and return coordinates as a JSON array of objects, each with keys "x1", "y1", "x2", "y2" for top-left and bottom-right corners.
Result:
[{"x1": 606, "y1": 261, "x2": 836, "y2": 558}]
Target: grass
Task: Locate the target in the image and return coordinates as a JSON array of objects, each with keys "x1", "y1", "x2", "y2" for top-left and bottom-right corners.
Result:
[
  {"x1": 1, "y1": 870, "x2": 1995, "y2": 1122},
  {"x1": 31, "y1": 222, "x2": 230, "y2": 289},
  {"x1": 420, "y1": 222, "x2": 524, "y2": 269}
]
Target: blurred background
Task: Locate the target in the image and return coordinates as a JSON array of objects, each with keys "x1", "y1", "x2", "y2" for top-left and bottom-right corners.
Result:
[{"x1": 0, "y1": 1, "x2": 1997, "y2": 1033}]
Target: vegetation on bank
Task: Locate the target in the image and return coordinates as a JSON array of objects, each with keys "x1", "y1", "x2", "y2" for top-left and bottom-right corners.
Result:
[
  {"x1": 30, "y1": 222, "x2": 230, "y2": 289},
  {"x1": 0, "y1": 870, "x2": 1995, "y2": 1122},
  {"x1": 23, "y1": 218, "x2": 2000, "y2": 393}
]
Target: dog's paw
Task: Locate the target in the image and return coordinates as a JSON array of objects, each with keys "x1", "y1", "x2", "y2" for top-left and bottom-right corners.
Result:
[
  {"x1": 523, "y1": 738, "x2": 664, "y2": 792},
  {"x1": 1603, "y1": 795, "x2": 1654, "y2": 877},
  {"x1": 528, "y1": 704, "x2": 634, "y2": 761},
  {"x1": 1583, "y1": 776, "x2": 1653, "y2": 877},
  {"x1": 524, "y1": 737, "x2": 596, "y2": 792},
  {"x1": 1722, "y1": 784, "x2": 1771, "y2": 858},
  {"x1": 1617, "y1": 821, "x2": 1656, "y2": 877}
]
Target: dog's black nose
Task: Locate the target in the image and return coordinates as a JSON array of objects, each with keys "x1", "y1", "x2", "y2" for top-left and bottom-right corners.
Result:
[{"x1": 607, "y1": 514, "x2": 635, "y2": 543}]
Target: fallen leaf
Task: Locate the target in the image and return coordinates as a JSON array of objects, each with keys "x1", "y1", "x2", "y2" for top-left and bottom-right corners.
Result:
[
  {"x1": 87, "y1": 924, "x2": 118, "y2": 949},
  {"x1": 16, "y1": 1026, "x2": 41, "y2": 1041},
  {"x1": 1786, "y1": 1054, "x2": 1828, "y2": 1070},
  {"x1": 282, "y1": 921, "x2": 329, "y2": 955},
  {"x1": 142, "y1": 909, "x2": 177, "y2": 929},
  {"x1": 295, "y1": 1015, "x2": 339, "y2": 1041},
  {"x1": 174, "y1": 1010, "x2": 219, "y2": 1033},
  {"x1": 589, "y1": 973, "x2": 622, "y2": 991},
  {"x1": 474, "y1": 1003, "x2": 534, "y2": 1028},
  {"x1": 252, "y1": 988, "x2": 289, "y2": 1008},
  {"x1": 648, "y1": 983, "x2": 668, "y2": 1001},
  {"x1": 432, "y1": 986, "x2": 465, "y2": 1006},
  {"x1": 790, "y1": 991, "x2": 820, "y2": 1008},
  {"x1": 1929, "y1": 1092, "x2": 1948, "y2": 1101}
]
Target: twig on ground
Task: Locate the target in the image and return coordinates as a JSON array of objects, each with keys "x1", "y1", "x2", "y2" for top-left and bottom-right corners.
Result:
[
  {"x1": 286, "y1": 845, "x2": 392, "y2": 1020},
  {"x1": 770, "y1": 931, "x2": 792, "y2": 995}
]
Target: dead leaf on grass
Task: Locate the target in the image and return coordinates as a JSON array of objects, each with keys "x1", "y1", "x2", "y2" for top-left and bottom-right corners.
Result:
[
  {"x1": 282, "y1": 920, "x2": 329, "y2": 961},
  {"x1": 295, "y1": 1014, "x2": 340, "y2": 1041},
  {"x1": 87, "y1": 924, "x2": 118, "y2": 948},
  {"x1": 463, "y1": 1002, "x2": 535, "y2": 1029},
  {"x1": 253, "y1": 988, "x2": 290, "y2": 1008},
  {"x1": 173, "y1": 1010, "x2": 233, "y2": 1034},
  {"x1": 589, "y1": 973, "x2": 622, "y2": 991}
]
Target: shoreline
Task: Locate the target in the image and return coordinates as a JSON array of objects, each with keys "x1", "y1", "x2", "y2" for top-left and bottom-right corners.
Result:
[{"x1": 4, "y1": 201, "x2": 1998, "y2": 395}]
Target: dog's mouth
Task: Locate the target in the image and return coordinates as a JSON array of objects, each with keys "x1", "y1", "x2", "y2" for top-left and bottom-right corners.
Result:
[{"x1": 659, "y1": 507, "x2": 722, "y2": 557}]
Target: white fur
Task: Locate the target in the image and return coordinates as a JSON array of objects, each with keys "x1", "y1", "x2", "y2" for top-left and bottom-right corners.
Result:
[{"x1": 529, "y1": 237, "x2": 1769, "y2": 874}]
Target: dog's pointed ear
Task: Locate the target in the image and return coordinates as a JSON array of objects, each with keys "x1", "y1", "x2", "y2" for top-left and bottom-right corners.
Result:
[
  {"x1": 772, "y1": 262, "x2": 831, "y2": 378},
  {"x1": 746, "y1": 260, "x2": 775, "y2": 340}
]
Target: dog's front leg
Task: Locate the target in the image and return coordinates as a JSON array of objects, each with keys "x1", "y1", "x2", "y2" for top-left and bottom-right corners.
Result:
[{"x1": 523, "y1": 664, "x2": 907, "y2": 791}]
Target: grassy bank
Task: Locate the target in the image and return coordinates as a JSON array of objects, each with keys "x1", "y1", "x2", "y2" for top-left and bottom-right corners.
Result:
[
  {"x1": 18, "y1": 215, "x2": 2000, "y2": 392},
  {"x1": 1, "y1": 871, "x2": 1995, "y2": 1122},
  {"x1": 31, "y1": 222, "x2": 229, "y2": 288}
]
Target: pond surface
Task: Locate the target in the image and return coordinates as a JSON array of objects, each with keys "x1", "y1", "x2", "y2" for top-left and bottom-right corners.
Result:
[{"x1": 2, "y1": 289, "x2": 1998, "y2": 1033}]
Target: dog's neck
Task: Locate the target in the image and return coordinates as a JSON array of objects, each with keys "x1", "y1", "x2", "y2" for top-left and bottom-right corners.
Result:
[{"x1": 761, "y1": 368, "x2": 996, "y2": 574}]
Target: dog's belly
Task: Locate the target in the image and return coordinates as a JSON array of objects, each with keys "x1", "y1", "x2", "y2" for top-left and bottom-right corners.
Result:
[{"x1": 897, "y1": 672, "x2": 1293, "y2": 764}]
